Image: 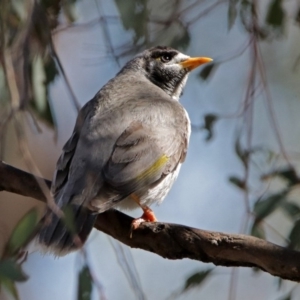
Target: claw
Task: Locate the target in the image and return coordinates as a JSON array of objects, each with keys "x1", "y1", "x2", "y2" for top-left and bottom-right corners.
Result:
[{"x1": 130, "y1": 206, "x2": 157, "y2": 238}]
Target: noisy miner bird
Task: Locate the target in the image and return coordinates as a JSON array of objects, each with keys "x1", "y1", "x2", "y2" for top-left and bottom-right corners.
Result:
[{"x1": 37, "y1": 46, "x2": 212, "y2": 255}]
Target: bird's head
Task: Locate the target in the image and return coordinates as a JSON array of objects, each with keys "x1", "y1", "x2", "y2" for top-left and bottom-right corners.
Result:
[{"x1": 122, "y1": 46, "x2": 212, "y2": 101}]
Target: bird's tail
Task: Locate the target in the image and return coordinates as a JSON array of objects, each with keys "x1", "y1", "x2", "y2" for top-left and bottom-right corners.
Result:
[{"x1": 37, "y1": 204, "x2": 97, "y2": 256}]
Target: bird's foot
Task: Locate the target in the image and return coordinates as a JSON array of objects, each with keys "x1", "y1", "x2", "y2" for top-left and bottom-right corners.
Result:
[{"x1": 130, "y1": 207, "x2": 157, "y2": 238}]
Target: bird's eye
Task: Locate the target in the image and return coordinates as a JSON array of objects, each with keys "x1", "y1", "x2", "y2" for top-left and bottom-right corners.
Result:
[{"x1": 160, "y1": 54, "x2": 172, "y2": 63}]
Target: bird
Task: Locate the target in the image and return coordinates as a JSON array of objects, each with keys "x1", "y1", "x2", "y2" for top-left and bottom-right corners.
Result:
[{"x1": 37, "y1": 46, "x2": 212, "y2": 255}]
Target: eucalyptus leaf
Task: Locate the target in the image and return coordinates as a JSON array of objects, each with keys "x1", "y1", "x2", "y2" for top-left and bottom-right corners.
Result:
[
  {"x1": 77, "y1": 265, "x2": 93, "y2": 300},
  {"x1": 281, "y1": 202, "x2": 300, "y2": 220},
  {"x1": 170, "y1": 27, "x2": 190, "y2": 51},
  {"x1": 229, "y1": 176, "x2": 247, "y2": 191},
  {"x1": 32, "y1": 55, "x2": 47, "y2": 113},
  {"x1": 182, "y1": 269, "x2": 213, "y2": 293},
  {"x1": 0, "y1": 260, "x2": 28, "y2": 282},
  {"x1": 201, "y1": 113, "x2": 219, "y2": 141},
  {"x1": 228, "y1": 0, "x2": 239, "y2": 30},
  {"x1": 0, "y1": 277, "x2": 19, "y2": 300},
  {"x1": 253, "y1": 191, "x2": 288, "y2": 221},
  {"x1": 234, "y1": 138, "x2": 249, "y2": 169},
  {"x1": 266, "y1": 0, "x2": 285, "y2": 30},
  {"x1": 251, "y1": 221, "x2": 266, "y2": 239},
  {"x1": 288, "y1": 219, "x2": 300, "y2": 250},
  {"x1": 7, "y1": 208, "x2": 39, "y2": 255},
  {"x1": 266, "y1": 168, "x2": 300, "y2": 187},
  {"x1": 115, "y1": 0, "x2": 148, "y2": 44},
  {"x1": 31, "y1": 55, "x2": 57, "y2": 126},
  {"x1": 198, "y1": 63, "x2": 218, "y2": 81}
]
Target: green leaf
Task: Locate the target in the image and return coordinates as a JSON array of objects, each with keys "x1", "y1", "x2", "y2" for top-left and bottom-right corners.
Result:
[
  {"x1": 263, "y1": 168, "x2": 300, "y2": 187},
  {"x1": 251, "y1": 221, "x2": 266, "y2": 239},
  {"x1": 44, "y1": 56, "x2": 59, "y2": 85},
  {"x1": 228, "y1": 0, "x2": 239, "y2": 30},
  {"x1": 253, "y1": 191, "x2": 288, "y2": 221},
  {"x1": 201, "y1": 114, "x2": 219, "y2": 141},
  {"x1": 32, "y1": 55, "x2": 47, "y2": 113},
  {"x1": 170, "y1": 27, "x2": 190, "y2": 51},
  {"x1": 7, "y1": 208, "x2": 38, "y2": 255},
  {"x1": 0, "y1": 277, "x2": 19, "y2": 300},
  {"x1": 198, "y1": 63, "x2": 218, "y2": 81},
  {"x1": 0, "y1": 66, "x2": 9, "y2": 104},
  {"x1": 115, "y1": 0, "x2": 149, "y2": 44},
  {"x1": 266, "y1": 0, "x2": 285, "y2": 29},
  {"x1": 281, "y1": 202, "x2": 300, "y2": 220},
  {"x1": 77, "y1": 265, "x2": 93, "y2": 300},
  {"x1": 229, "y1": 176, "x2": 247, "y2": 191},
  {"x1": 0, "y1": 260, "x2": 28, "y2": 282},
  {"x1": 288, "y1": 219, "x2": 300, "y2": 250},
  {"x1": 234, "y1": 138, "x2": 249, "y2": 169},
  {"x1": 182, "y1": 269, "x2": 213, "y2": 293},
  {"x1": 31, "y1": 55, "x2": 56, "y2": 126}
]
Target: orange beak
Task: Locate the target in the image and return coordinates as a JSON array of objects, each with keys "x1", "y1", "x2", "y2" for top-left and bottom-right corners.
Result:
[{"x1": 179, "y1": 57, "x2": 213, "y2": 71}]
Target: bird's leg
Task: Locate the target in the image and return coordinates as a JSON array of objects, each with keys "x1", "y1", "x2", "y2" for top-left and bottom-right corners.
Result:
[{"x1": 130, "y1": 194, "x2": 157, "y2": 237}]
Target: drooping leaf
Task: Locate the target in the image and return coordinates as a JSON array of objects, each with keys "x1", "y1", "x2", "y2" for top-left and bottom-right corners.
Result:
[
  {"x1": 288, "y1": 219, "x2": 300, "y2": 250},
  {"x1": 281, "y1": 202, "x2": 300, "y2": 220},
  {"x1": 229, "y1": 176, "x2": 247, "y2": 191},
  {"x1": 115, "y1": 0, "x2": 149, "y2": 44},
  {"x1": 201, "y1": 114, "x2": 219, "y2": 141},
  {"x1": 228, "y1": 0, "x2": 239, "y2": 30},
  {"x1": 77, "y1": 265, "x2": 93, "y2": 300},
  {"x1": 0, "y1": 67, "x2": 9, "y2": 104},
  {"x1": 182, "y1": 269, "x2": 213, "y2": 293},
  {"x1": 30, "y1": 55, "x2": 57, "y2": 126},
  {"x1": 262, "y1": 168, "x2": 300, "y2": 187},
  {"x1": 251, "y1": 221, "x2": 266, "y2": 239},
  {"x1": 266, "y1": 0, "x2": 285, "y2": 30},
  {"x1": 0, "y1": 277, "x2": 19, "y2": 300},
  {"x1": 32, "y1": 55, "x2": 47, "y2": 112},
  {"x1": 30, "y1": 98, "x2": 54, "y2": 126},
  {"x1": 251, "y1": 266, "x2": 261, "y2": 274},
  {"x1": 0, "y1": 260, "x2": 28, "y2": 282},
  {"x1": 234, "y1": 138, "x2": 249, "y2": 169},
  {"x1": 170, "y1": 26, "x2": 190, "y2": 51},
  {"x1": 253, "y1": 191, "x2": 288, "y2": 221},
  {"x1": 44, "y1": 55, "x2": 59, "y2": 85},
  {"x1": 198, "y1": 63, "x2": 218, "y2": 81},
  {"x1": 6, "y1": 208, "x2": 39, "y2": 256}
]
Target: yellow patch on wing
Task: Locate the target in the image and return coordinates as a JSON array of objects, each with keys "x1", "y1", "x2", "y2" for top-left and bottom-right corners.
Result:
[{"x1": 137, "y1": 154, "x2": 169, "y2": 180}]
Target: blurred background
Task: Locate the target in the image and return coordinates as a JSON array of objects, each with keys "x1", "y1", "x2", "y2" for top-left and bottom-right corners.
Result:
[{"x1": 1, "y1": 0, "x2": 300, "y2": 299}]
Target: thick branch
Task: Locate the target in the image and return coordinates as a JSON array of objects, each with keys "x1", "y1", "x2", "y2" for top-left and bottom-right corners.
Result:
[{"x1": 1, "y1": 161, "x2": 300, "y2": 282}]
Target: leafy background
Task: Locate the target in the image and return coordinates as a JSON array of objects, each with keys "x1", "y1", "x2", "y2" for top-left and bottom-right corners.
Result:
[{"x1": 1, "y1": 0, "x2": 300, "y2": 299}]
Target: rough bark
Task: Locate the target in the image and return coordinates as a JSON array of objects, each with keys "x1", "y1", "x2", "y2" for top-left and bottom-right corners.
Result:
[{"x1": 1, "y1": 160, "x2": 300, "y2": 282}]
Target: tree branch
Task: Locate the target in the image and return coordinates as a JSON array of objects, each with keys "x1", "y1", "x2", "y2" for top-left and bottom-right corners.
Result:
[{"x1": 1, "y1": 160, "x2": 300, "y2": 282}]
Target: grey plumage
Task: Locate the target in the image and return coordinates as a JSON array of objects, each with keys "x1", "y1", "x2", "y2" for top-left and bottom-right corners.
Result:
[{"x1": 37, "y1": 46, "x2": 212, "y2": 255}]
